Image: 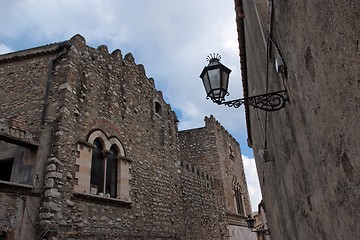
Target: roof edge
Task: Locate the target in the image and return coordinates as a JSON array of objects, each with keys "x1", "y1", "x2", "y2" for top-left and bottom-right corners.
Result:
[
  {"x1": 0, "y1": 41, "x2": 70, "y2": 63},
  {"x1": 234, "y1": 0, "x2": 252, "y2": 147}
]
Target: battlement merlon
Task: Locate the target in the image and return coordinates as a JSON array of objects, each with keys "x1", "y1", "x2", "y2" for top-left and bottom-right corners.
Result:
[{"x1": 204, "y1": 115, "x2": 240, "y2": 147}]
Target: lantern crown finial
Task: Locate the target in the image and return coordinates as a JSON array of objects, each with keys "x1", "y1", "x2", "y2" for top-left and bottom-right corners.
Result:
[{"x1": 206, "y1": 53, "x2": 221, "y2": 63}]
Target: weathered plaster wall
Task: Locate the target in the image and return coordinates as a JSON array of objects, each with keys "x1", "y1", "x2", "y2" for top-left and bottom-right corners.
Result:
[
  {"x1": 242, "y1": 0, "x2": 360, "y2": 239},
  {"x1": 228, "y1": 225, "x2": 256, "y2": 240}
]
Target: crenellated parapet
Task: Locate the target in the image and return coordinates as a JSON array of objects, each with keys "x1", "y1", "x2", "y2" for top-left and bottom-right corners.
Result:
[
  {"x1": 178, "y1": 160, "x2": 216, "y2": 189},
  {"x1": 204, "y1": 115, "x2": 240, "y2": 147}
]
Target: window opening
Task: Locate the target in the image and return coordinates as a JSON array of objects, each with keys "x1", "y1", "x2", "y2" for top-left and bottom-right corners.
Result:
[
  {"x1": 90, "y1": 139, "x2": 104, "y2": 194},
  {"x1": 0, "y1": 158, "x2": 14, "y2": 181},
  {"x1": 106, "y1": 145, "x2": 118, "y2": 198},
  {"x1": 229, "y1": 145, "x2": 235, "y2": 160},
  {"x1": 82, "y1": 130, "x2": 130, "y2": 200},
  {"x1": 234, "y1": 187, "x2": 245, "y2": 215},
  {"x1": 155, "y1": 101, "x2": 162, "y2": 116}
]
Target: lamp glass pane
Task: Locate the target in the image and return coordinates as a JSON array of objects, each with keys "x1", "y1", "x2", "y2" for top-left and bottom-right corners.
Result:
[
  {"x1": 213, "y1": 89, "x2": 220, "y2": 98},
  {"x1": 246, "y1": 216, "x2": 255, "y2": 228},
  {"x1": 202, "y1": 73, "x2": 211, "y2": 95},
  {"x1": 208, "y1": 69, "x2": 220, "y2": 89},
  {"x1": 221, "y1": 71, "x2": 229, "y2": 93}
]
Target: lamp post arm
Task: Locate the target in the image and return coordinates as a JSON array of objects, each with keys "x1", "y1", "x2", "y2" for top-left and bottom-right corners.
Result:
[
  {"x1": 251, "y1": 227, "x2": 271, "y2": 236},
  {"x1": 215, "y1": 90, "x2": 289, "y2": 112}
]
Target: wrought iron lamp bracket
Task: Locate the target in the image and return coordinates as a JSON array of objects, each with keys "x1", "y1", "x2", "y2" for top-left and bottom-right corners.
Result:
[
  {"x1": 210, "y1": 90, "x2": 289, "y2": 112},
  {"x1": 251, "y1": 227, "x2": 271, "y2": 236}
]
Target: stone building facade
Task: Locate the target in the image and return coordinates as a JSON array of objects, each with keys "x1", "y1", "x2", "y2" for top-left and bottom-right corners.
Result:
[
  {"x1": 0, "y1": 34, "x2": 254, "y2": 240},
  {"x1": 234, "y1": 0, "x2": 360, "y2": 239}
]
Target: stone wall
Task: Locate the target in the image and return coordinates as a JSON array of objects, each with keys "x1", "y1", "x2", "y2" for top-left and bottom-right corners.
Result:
[
  {"x1": 38, "y1": 35, "x2": 184, "y2": 239},
  {"x1": 0, "y1": 44, "x2": 64, "y2": 133},
  {"x1": 240, "y1": 0, "x2": 360, "y2": 239},
  {"x1": 0, "y1": 34, "x2": 253, "y2": 240},
  {"x1": 179, "y1": 160, "x2": 227, "y2": 240},
  {"x1": 0, "y1": 191, "x2": 40, "y2": 240},
  {"x1": 179, "y1": 116, "x2": 252, "y2": 218}
]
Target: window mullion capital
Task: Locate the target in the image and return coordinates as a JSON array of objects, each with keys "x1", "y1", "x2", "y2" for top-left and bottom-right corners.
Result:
[{"x1": 102, "y1": 150, "x2": 111, "y2": 159}]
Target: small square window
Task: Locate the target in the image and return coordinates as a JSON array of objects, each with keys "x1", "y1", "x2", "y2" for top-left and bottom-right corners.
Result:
[
  {"x1": 154, "y1": 101, "x2": 162, "y2": 116},
  {"x1": 0, "y1": 158, "x2": 14, "y2": 182}
]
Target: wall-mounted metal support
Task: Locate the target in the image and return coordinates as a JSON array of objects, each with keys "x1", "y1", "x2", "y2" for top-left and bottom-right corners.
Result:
[{"x1": 211, "y1": 90, "x2": 288, "y2": 111}]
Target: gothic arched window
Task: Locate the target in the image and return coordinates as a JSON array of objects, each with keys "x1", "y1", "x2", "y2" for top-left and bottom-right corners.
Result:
[
  {"x1": 75, "y1": 129, "x2": 131, "y2": 202},
  {"x1": 90, "y1": 138, "x2": 104, "y2": 193},
  {"x1": 106, "y1": 145, "x2": 118, "y2": 198},
  {"x1": 234, "y1": 186, "x2": 245, "y2": 216}
]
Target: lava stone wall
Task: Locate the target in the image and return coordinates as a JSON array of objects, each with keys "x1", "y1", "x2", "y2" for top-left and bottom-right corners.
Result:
[
  {"x1": 0, "y1": 45, "x2": 59, "y2": 133},
  {"x1": 179, "y1": 161, "x2": 228, "y2": 240},
  {"x1": 38, "y1": 34, "x2": 183, "y2": 239},
  {"x1": 0, "y1": 192, "x2": 40, "y2": 240},
  {"x1": 241, "y1": 0, "x2": 360, "y2": 239},
  {"x1": 0, "y1": 44, "x2": 64, "y2": 240},
  {"x1": 179, "y1": 116, "x2": 252, "y2": 223},
  {"x1": 0, "y1": 34, "x2": 251, "y2": 240}
]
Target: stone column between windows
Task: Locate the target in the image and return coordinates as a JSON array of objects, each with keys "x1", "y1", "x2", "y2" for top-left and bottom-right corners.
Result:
[{"x1": 102, "y1": 149, "x2": 111, "y2": 195}]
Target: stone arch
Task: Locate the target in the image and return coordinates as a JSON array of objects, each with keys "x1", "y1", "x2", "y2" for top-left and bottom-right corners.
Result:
[
  {"x1": 75, "y1": 128, "x2": 131, "y2": 201},
  {"x1": 87, "y1": 129, "x2": 108, "y2": 147},
  {"x1": 108, "y1": 137, "x2": 126, "y2": 157}
]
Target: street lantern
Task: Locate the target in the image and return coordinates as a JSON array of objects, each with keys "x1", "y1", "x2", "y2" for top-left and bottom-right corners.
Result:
[
  {"x1": 199, "y1": 53, "x2": 231, "y2": 103},
  {"x1": 246, "y1": 214, "x2": 270, "y2": 236},
  {"x1": 199, "y1": 54, "x2": 289, "y2": 111},
  {"x1": 246, "y1": 215, "x2": 256, "y2": 229}
]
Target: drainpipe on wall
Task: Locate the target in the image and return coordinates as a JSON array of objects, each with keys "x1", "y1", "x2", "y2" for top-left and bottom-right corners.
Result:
[{"x1": 40, "y1": 41, "x2": 71, "y2": 126}]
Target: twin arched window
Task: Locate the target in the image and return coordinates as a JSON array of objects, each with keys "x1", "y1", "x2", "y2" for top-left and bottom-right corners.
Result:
[
  {"x1": 90, "y1": 138, "x2": 119, "y2": 198},
  {"x1": 234, "y1": 186, "x2": 245, "y2": 216},
  {"x1": 75, "y1": 129, "x2": 131, "y2": 201}
]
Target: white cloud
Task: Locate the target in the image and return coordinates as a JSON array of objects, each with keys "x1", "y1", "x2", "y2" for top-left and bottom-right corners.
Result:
[
  {"x1": 0, "y1": 44, "x2": 12, "y2": 54},
  {"x1": 242, "y1": 155, "x2": 262, "y2": 212}
]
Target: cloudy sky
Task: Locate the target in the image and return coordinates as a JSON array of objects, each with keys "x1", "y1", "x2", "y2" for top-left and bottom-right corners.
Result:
[{"x1": 0, "y1": 0, "x2": 261, "y2": 211}]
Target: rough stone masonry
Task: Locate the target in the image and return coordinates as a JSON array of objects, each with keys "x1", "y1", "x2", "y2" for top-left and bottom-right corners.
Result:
[{"x1": 0, "y1": 34, "x2": 253, "y2": 240}]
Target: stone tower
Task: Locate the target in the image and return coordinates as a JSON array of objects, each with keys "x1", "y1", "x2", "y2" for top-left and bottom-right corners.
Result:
[{"x1": 179, "y1": 115, "x2": 253, "y2": 239}]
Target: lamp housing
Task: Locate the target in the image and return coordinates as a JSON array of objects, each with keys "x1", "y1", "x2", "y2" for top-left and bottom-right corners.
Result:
[
  {"x1": 199, "y1": 54, "x2": 231, "y2": 103},
  {"x1": 200, "y1": 53, "x2": 288, "y2": 111},
  {"x1": 246, "y1": 215, "x2": 256, "y2": 229}
]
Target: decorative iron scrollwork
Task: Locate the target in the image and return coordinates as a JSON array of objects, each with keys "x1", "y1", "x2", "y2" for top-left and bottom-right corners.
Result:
[{"x1": 214, "y1": 90, "x2": 288, "y2": 112}]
